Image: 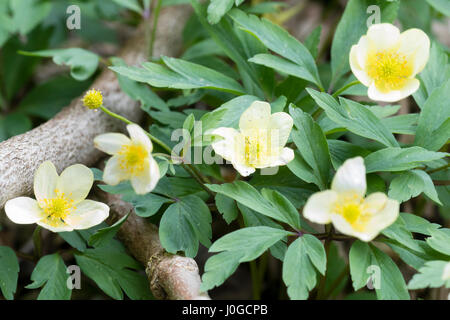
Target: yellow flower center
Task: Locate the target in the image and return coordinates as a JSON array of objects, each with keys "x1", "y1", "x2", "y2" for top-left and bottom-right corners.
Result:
[
  {"x1": 366, "y1": 49, "x2": 413, "y2": 92},
  {"x1": 82, "y1": 89, "x2": 103, "y2": 109},
  {"x1": 244, "y1": 135, "x2": 263, "y2": 166},
  {"x1": 117, "y1": 144, "x2": 148, "y2": 176},
  {"x1": 333, "y1": 193, "x2": 371, "y2": 232},
  {"x1": 40, "y1": 190, "x2": 75, "y2": 227}
]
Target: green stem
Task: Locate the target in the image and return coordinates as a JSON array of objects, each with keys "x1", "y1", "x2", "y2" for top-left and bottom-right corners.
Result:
[
  {"x1": 250, "y1": 260, "x2": 261, "y2": 300},
  {"x1": 32, "y1": 225, "x2": 42, "y2": 259},
  {"x1": 426, "y1": 163, "x2": 449, "y2": 175},
  {"x1": 149, "y1": 0, "x2": 163, "y2": 59},
  {"x1": 332, "y1": 80, "x2": 360, "y2": 98},
  {"x1": 316, "y1": 225, "x2": 333, "y2": 300},
  {"x1": 100, "y1": 105, "x2": 171, "y2": 153}
]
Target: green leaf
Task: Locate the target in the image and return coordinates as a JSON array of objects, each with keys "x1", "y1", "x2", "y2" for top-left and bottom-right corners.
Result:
[
  {"x1": 426, "y1": 0, "x2": 450, "y2": 16},
  {"x1": 0, "y1": 246, "x2": 20, "y2": 300},
  {"x1": 426, "y1": 228, "x2": 450, "y2": 256},
  {"x1": 414, "y1": 79, "x2": 450, "y2": 151},
  {"x1": 20, "y1": 48, "x2": 99, "y2": 81},
  {"x1": 26, "y1": 254, "x2": 71, "y2": 300},
  {"x1": 400, "y1": 212, "x2": 440, "y2": 236},
  {"x1": 10, "y1": 0, "x2": 52, "y2": 36},
  {"x1": 207, "y1": 0, "x2": 234, "y2": 24},
  {"x1": 414, "y1": 42, "x2": 450, "y2": 107},
  {"x1": 327, "y1": 139, "x2": 370, "y2": 169},
  {"x1": 330, "y1": 0, "x2": 399, "y2": 84},
  {"x1": 349, "y1": 241, "x2": 410, "y2": 300},
  {"x1": 287, "y1": 150, "x2": 320, "y2": 186},
  {"x1": 237, "y1": 203, "x2": 287, "y2": 261},
  {"x1": 207, "y1": 181, "x2": 300, "y2": 229},
  {"x1": 17, "y1": 75, "x2": 92, "y2": 119},
  {"x1": 408, "y1": 261, "x2": 450, "y2": 290},
  {"x1": 88, "y1": 213, "x2": 130, "y2": 248},
  {"x1": 58, "y1": 231, "x2": 87, "y2": 252},
  {"x1": 364, "y1": 147, "x2": 447, "y2": 173},
  {"x1": 210, "y1": 226, "x2": 292, "y2": 260},
  {"x1": 111, "y1": 57, "x2": 245, "y2": 95},
  {"x1": 381, "y1": 216, "x2": 422, "y2": 252},
  {"x1": 200, "y1": 95, "x2": 259, "y2": 133},
  {"x1": 159, "y1": 195, "x2": 212, "y2": 258},
  {"x1": 202, "y1": 226, "x2": 291, "y2": 291},
  {"x1": 229, "y1": 8, "x2": 322, "y2": 88},
  {"x1": 99, "y1": 182, "x2": 172, "y2": 217},
  {"x1": 307, "y1": 89, "x2": 398, "y2": 147},
  {"x1": 282, "y1": 236, "x2": 322, "y2": 300},
  {"x1": 249, "y1": 53, "x2": 318, "y2": 84},
  {"x1": 111, "y1": 0, "x2": 142, "y2": 13},
  {"x1": 289, "y1": 106, "x2": 331, "y2": 189},
  {"x1": 190, "y1": 1, "x2": 265, "y2": 97},
  {"x1": 110, "y1": 57, "x2": 168, "y2": 112},
  {"x1": 74, "y1": 246, "x2": 152, "y2": 300},
  {"x1": 201, "y1": 251, "x2": 244, "y2": 291},
  {"x1": 215, "y1": 193, "x2": 238, "y2": 224},
  {"x1": 388, "y1": 170, "x2": 441, "y2": 204}
]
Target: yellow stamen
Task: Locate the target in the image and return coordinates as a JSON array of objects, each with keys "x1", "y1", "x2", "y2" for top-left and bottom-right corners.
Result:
[
  {"x1": 333, "y1": 193, "x2": 371, "y2": 232},
  {"x1": 117, "y1": 144, "x2": 148, "y2": 176},
  {"x1": 82, "y1": 89, "x2": 103, "y2": 109},
  {"x1": 40, "y1": 189, "x2": 75, "y2": 227},
  {"x1": 366, "y1": 49, "x2": 413, "y2": 92}
]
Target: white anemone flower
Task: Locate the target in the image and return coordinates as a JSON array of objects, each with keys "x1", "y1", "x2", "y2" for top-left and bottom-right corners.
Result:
[
  {"x1": 210, "y1": 101, "x2": 294, "y2": 177},
  {"x1": 303, "y1": 157, "x2": 399, "y2": 242},
  {"x1": 94, "y1": 124, "x2": 160, "y2": 195},
  {"x1": 5, "y1": 161, "x2": 109, "y2": 232},
  {"x1": 350, "y1": 23, "x2": 430, "y2": 102}
]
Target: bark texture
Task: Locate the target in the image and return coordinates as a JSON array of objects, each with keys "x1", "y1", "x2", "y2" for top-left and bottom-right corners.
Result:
[
  {"x1": 101, "y1": 191, "x2": 210, "y2": 300},
  {"x1": 0, "y1": 5, "x2": 208, "y2": 300}
]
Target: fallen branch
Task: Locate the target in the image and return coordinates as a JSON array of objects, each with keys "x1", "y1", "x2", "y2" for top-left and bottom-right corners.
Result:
[{"x1": 100, "y1": 191, "x2": 209, "y2": 300}]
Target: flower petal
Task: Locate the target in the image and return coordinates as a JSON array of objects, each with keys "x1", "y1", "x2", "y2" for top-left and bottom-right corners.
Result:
[
  {"x1": 331, "y1": 197, "x2": 399, "y2": 242},
  {"x1": 331, "y1": 156, "x2": 366, "y2": 197},
  {"x1": 303, "y1": 190, "x2": 338, "y2": 224},
  {"x1": 37, "y1": 220, "x2": 74, "y2": 233},
  {"x1": 211, "y1": 127, "x2": 241, "y2": 163},
  {"x1": 103, "y1": 156, "x2": 127, "y2": 185},
  {"x1": 239, "y1": 101, "x2": 271, "y2": 131},
  {"x1": 232, "y1": 162, "x2": 256, "y2": 177},
  {"x1": 34, "y1": 161, "x2": 58, "y2": 203},
  {"x1": 65, "y1": 200, "x2": 109, "y2": 230},
  {"x1": 130, "y1": 157, "x2": 160, "y2": 194},
  {"x1": 269, "y1": 112, "x2": 293, "y2": 148},
  {"x1": 5, "y1": 197, "x2": 43, "y2": 224},
  {"x1": 267, "y1": 147, "x2": 294, "y2": 167},
  {"x1": 398, "y1": 28, "x2": 430, "y2": 75},
  {"x1": 94, "y1": 133, "x2": 130, "y2": 155},
  {"x1": 56, "y1": 164, "x2": 93, "y2": 203},
  {"x1": 367, "y1": 23, "x2": 400, "y2": 51},
  {"x1": 364, "y1": 198, "x2": 400, "y2": 238},
  {"x1": 368, "y1": 78, "x2": 420, "y2": 102},
  {"x1": 350, "y1": 44, "x2": 373, "y2": 87},
  {"x1": 127, "y1": 124, "x2": 153, "y2": 152}
]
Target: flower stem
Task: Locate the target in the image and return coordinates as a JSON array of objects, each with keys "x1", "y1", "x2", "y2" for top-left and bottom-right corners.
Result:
[
  {"x1": 332, "y1": 80, "x2": 361, "y2": 98},
  {"x1": 32, "y1": 225, "x2": 42, "y2": 259},
  {"x1": 149, "y1": 0, "x2": 163, "y2": 59},
  {"x1": 426, "y1": 163, "x2": 449, "y2": 175},
  {"x1": 315, "y1": 225, "x2": 333, "y2": 300}
]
